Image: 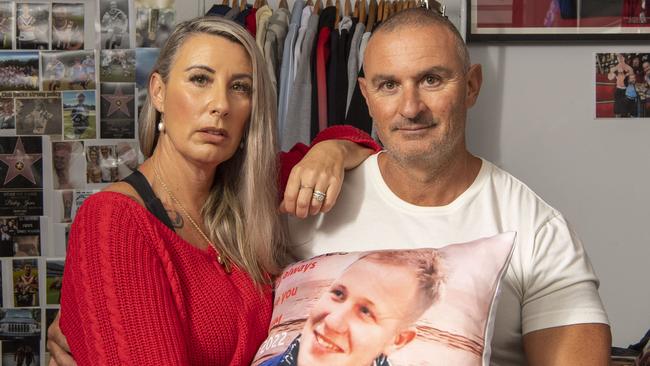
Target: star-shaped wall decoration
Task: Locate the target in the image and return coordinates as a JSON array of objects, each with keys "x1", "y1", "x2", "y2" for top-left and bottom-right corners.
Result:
[
  {"x1": 0, "y1": 137, "x2": 42, "y2": 185},
  {"x1": 102, "y1": 85, "x2": 134, "y2": 117}
]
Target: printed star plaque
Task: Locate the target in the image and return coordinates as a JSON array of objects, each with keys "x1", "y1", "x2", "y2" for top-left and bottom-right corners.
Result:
[{"x1": 100, "y1": 82, "x2": 135, "y2": 139}]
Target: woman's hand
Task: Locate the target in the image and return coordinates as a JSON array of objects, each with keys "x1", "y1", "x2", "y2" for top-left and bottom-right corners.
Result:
[
  {"x1": 47, "y1": 311, "x2": 76, "y2": 366},
  {"x1": 280, "y1": 140, "x2": 374, "y2": 218}
]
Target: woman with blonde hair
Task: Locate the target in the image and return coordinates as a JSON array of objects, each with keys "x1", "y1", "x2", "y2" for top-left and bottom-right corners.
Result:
[{"x1": 57, "y1": 16, "x2": 378, "y2": 365}]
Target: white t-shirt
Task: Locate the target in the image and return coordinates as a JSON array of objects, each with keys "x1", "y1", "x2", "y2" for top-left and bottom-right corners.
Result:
[{"x1": 288, "y1": 153, "x2": 608, "y2": 366}]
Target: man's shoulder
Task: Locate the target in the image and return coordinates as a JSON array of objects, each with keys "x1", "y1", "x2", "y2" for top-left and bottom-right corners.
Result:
[{"x1": 478, "y1": 158, "x2": 560, "y2": 215}]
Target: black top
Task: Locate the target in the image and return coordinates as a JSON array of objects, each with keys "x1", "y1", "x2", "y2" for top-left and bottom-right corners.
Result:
[
  {"x1": 345, "y1": 67, "x2": 373, "y2": 134},
  {"x1": 121, "y1": 170, "x2": 175, "y2": 230}
]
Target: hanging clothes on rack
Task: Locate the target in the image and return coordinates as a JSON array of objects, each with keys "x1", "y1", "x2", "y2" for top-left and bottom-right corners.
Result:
[
  {"x1": 346, "y1": 20, "x2": 365, "y2": 113},
  {"x1": 282, "y1": 8, "x2": 320, "y2": 150},
  {"x1": 278, "y1": 0, "x2": 306, "y2": 142},
  {"x1": 327, "y1": 15, "x2": 352, "y2": 125},
  {"x1": 255, "y1": 4, "x2": 272, "y2": 49},
  {"x1": 311, "y1": 6, "x2": 336, "y2": 139},
  {"x1": 264, "y1": 8, "x2": 290, "y2": 90},
  {"x1": 244, "y1": 7, "x2": 258, "y2": 35},
  {"x1": 206, "y1": 3, "x2": 232, "y2": 16},
  {"x1": 293, "y1": 5, "x2": 313, "y2": 80}
]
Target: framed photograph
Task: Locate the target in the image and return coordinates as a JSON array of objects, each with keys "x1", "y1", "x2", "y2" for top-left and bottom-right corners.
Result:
[
  {"x1": 99, "y1": 0, "x2": 130, "y2": 49},
  {"x1": 52, "y1": 3, "x2": 85, "y2": 50},
  {"x1": 52, "y1": 140, "x2": 85, "y2": 189},
  {"x1": 62, "y1": 90, "x2": 96, "y2": 139},
  {"x1": 14, "y1": 91, "x2": 63, "y2": 136},
  {"x1": 0, "y1": 216, "x2": 42, "y2": 257},
  {"x1": 12, "y1": 258, "x2": 39, "y2": 307},
  {"x1": 595, "y1": 52, "x2": 650, "y2": 118},
  {"x1": 100, "y1": 82, "x2": 135, "y2": 139},
  {"x1": 135, "y1": 0, "x2": 175, "y2": 48},
  {"x1": 467, "y1": 0, "x2": 650, "y2": 41},
  {"x1": 41, "y1": 50, "x2": 96, "y2": 91},
  {"x1": 100, "y1": 49, "x2": 135, "y2": 82},
  {"x1": 0, "y1": 2, "x2": 14, "y2": 50},
  {"x1": 46, "y1": 259, "x2": 64, "y2": 305},
  {"x1": 15, "y1": 3, "x2": 49, "y2": 50},
  {"x1": 0, "y1": 51, "x2": 39, "y2": 91},
  {"x1": 0, "y1": 92, "x2": 15, "y2": 132},
  {"x1": 85, "y1": 143, "x2": 118, "y2": 184},
  {"x1": 0, "y1": 309, "x2": 41, "y2": 339}
]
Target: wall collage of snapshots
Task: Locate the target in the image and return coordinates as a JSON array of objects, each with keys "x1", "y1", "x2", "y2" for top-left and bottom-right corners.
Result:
[{"x1": 0, "y1": 0, "x2": 174, "y2": 364}]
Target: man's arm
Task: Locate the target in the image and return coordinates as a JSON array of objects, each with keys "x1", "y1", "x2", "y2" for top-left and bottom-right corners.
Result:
[{"x1": 523, "y1": 323, "x2": 611, "y2": 366}]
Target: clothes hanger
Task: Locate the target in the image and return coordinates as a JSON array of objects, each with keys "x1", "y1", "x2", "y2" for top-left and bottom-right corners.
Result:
[
  {"x1": 353, "y1": 0, "x2": 359, "y2": 18},
  {"x1": 314, "y1": 0, "x2": 323, "y2": 14},
  {"x1": 307, "y1": 0, "x2": 313, "y2": 7},
  {"x1": 232, "y1": 0, "x2": 239, "y2": 9},
  {"x1": 367, "y1": 0, "x2": 377, "y2": 31},
  {"x1": 279, "y1": 0, "x2": 289, "y2": 9},
  {"x1": 345, "y1": 0, "x2": 352, "y2": 17},
  {"x1": 377, "y1": 0, "x2": 384, "y2": 23},
  {"x1": 326, "y1": 0, "x2": 333, "y2": 7},
  {"x1": 222, "y1": 0, "x2": 228, "y2": 5},
  {"x1": 360, "y1": 0, "x2": 367, "y2": 24},
  {"x1": 335, "y1": 0, "x2": 341, "y2": 28}
]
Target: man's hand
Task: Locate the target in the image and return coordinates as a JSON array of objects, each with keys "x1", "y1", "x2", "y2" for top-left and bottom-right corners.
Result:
[
  {"x1": 523, "y1": 323, "x2": 611, "y2": 366},
  {"x1": 280, "y1": 140, "x2": 374, "y2": 218},
  {"x1": 47, "y1": 311, "x2": 76, "y2": 366}
]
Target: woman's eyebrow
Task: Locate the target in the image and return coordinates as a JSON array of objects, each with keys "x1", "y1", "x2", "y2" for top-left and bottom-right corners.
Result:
[{"x1": 184, "y1": 65, "x2": 215, "y2": 73}]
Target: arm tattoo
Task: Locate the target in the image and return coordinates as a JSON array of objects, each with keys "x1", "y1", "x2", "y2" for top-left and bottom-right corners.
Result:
[{"x1": 166, "y1": 210, "x2": 184, "y2": 228}]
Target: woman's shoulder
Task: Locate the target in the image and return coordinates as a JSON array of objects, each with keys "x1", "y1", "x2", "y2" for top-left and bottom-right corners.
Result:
[
  {"x1": 75, "y1": 188, "x2": 147, "y2": 225},
  {"x1": 102, "y1": 181, "x2": 145, "y2": 206}
]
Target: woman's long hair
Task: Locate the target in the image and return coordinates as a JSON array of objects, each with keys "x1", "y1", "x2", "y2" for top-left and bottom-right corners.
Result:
[{"x1": 139, "y1": 16, "x2": 287, "y2": 284}]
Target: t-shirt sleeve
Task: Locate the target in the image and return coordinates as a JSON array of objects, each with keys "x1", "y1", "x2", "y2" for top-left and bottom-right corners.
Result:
[
  {"x1": 60, "y1": 195, "x2": 190, "y2": 365},
  {"x1": 279, "y1": 125, "x2": 381, "y2": 192},
  {"x1": 521, "y1": 214, "x2": 609, "y2": 334}
]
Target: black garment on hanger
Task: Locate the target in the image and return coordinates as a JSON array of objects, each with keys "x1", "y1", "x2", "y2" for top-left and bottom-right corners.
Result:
[
  {"x1": 206, "y1": 4, "x2": 232, "y2": 16},
  {"x1": 345, "y1": 67, "x2": 373, "y2": 134},
  {"x1": 234, "y1": 6, "x2": 251, "y2": 26},
  {"x1": 122, "y1": 170, "x2": 175, "y2": 230},
  {"x1": 327, "y1": 25, "x2": 350, "y2": 125},
  {"x1": 557, "y1": 0, "x2": 577, "y2": 18}
]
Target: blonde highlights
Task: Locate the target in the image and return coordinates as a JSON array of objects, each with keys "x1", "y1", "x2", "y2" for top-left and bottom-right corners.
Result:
[{"x1": 139, "y1": 16, "x2": 287, "y2": 284}]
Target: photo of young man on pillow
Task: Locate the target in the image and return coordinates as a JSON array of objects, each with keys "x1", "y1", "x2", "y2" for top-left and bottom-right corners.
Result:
[{"x1": 259, "y1": 250, "x2": 444, "y2": 366}]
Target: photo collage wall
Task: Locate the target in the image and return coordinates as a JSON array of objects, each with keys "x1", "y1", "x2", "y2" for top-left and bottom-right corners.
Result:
[{"x1": 0, "y1": 0, "x2": 174, "y2": 364}]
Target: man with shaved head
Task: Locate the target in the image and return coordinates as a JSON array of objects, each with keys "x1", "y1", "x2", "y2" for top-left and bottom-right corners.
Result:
[{"x1": 288, "y1": 8, "x2": 611, "y2": 365}]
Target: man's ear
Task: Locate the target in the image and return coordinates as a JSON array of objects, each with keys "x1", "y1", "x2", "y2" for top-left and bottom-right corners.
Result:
[
  {"x1": 149, "y1": 72, "x2": 166, "y2": 114},
  {"x1": 385, "y1": 328, "x2": 417, "y2": 354},
  {"x1": 465, "y1": 63, "x2": 482, "y2": 108},
  {"x1": 357, "y1": 76, "x2": 374, "y2": 119}
]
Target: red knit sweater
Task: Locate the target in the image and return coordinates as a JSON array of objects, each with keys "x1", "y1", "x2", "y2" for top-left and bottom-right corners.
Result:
[{"x1": 60, "y1": 126, "x2": 380, "y2": 365}]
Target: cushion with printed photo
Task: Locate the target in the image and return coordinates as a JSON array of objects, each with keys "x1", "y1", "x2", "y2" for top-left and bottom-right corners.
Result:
[{"x1": 252, "y1": 232, "x2": 516, "y2": 366}]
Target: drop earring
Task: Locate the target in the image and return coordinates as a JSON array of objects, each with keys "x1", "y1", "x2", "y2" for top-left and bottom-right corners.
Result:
[{"x1": 157, "y1": 115, "x2": 165, "y2": 133}]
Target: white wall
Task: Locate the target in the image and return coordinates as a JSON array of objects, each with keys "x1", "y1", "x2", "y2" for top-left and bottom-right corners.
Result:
[{"x1": 467, "y1": 42, "x2": 650, "y2": 347}]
